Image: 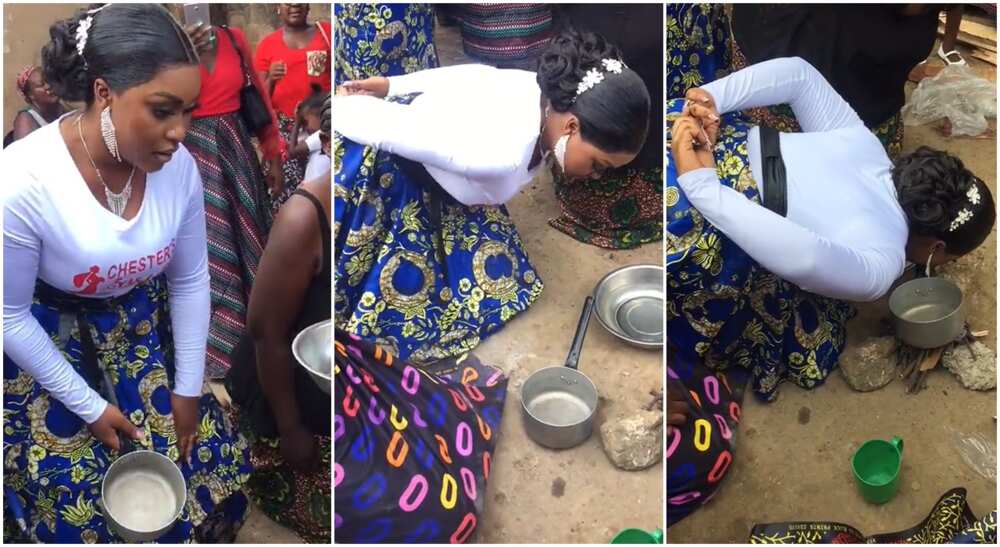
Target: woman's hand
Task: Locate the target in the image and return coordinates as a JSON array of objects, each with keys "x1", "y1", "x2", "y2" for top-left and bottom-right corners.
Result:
[
  {"x1": 671, "y1": 115, "x2": 716, "y2": 176},
  {"x1": 184, "y1": 23, "x2": 215, "y2": 57},
  {"x1": 667, "y1": 381, "x2": 690, "y2": 436},
  {"x1": 88, "y1": 404, "x2": 143, "y2": 452},
  {"x1": 684, "y1": 88, "x2": 719, "y2": 126},
  {"x1": 280, "y1": 424, "x2": 319, "y2": 471},
  {"x1": 339, "y1": 77, "x2": 389, "y2": 98},
  {"x1": 171, "y1": 393, "x2": 200, "y2": 466},
  {"x1": 268, "y1": 61, "x2": 287, "y2": 82},
  {"x1": 267, "y1": 158, "x2": 284, "y2": 196}
]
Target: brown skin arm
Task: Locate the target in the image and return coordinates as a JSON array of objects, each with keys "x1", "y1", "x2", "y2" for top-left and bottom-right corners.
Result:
[
  {"x1": 247, "y1": 182, "x2": 325, "y2": 438},
  {"x1": 12, "y1": 111, "x2": 41, "y2": 141}
]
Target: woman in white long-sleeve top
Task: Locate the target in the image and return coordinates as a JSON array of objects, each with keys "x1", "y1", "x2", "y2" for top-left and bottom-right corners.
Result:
[
  {"x1": 667, "y1": 56, "x2": 995, "y2": 402},
  {"x1": 2, "y1": 5, "x2": 251, "y2": 542},
  {"x1": 334, "y1": 29, "x2": 651, "y2": 362}
]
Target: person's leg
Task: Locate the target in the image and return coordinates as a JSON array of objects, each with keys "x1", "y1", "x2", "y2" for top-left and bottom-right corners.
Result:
[{"x1": 939, "y1": 5, "x2": 966, "y2": 64}]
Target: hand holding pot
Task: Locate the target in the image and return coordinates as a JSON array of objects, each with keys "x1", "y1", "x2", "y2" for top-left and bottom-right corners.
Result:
[{"x1": 88, "y1": 404, "x2": 143, "y2": 452}]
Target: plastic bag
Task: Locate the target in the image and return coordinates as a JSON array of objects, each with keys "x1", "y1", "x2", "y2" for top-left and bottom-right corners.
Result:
[
  {"x1": 902, "y1": 64, "x2": 997, "y2": 137},
  {"x1": 948, "y1": 426, "x2": 997, "y2": 483}
]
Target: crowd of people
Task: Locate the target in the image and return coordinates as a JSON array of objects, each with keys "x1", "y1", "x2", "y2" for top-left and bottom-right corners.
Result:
[{"x1": 3, "y1": 3, "x2": 330, "y2": 543}]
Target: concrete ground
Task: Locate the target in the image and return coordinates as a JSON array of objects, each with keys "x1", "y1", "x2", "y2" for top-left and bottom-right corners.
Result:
[
  {"x1": 431, "y1": 22, "x2": 665, "y2": 544},
  {"x1": 667, "y1": 47, "x2": 998, "y2": 542}
]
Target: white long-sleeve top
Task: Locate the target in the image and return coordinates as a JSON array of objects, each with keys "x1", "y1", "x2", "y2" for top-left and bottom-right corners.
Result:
[
  {"x1": 2, "y1": 118, "x2": 210, "y2": 424},
  {"x1": 678, "y1": 57, "x2": 908, "y2": 302},
  {"x1": 333, "y1": 64, "x2": 543, "y2": 205}
]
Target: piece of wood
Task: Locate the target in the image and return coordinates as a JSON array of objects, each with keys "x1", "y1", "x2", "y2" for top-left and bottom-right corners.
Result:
[
  {"x1": 971, "y1": 330, "x2": 991, "y2": 338},
  {"x1": 959, "y1": 32, "x2": 998, "y2": 53},
  {"x1": 919, "y1": 347, "x2": 944, "y2": 372},
  {"x1": 960, "y1": 18, "x2": 997, "y2": 44},
  {"x1": 971, "y1": 49, "x2": 998, "y2": 66}
]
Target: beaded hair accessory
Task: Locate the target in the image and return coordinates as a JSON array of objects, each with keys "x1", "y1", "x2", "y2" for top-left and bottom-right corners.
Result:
[
  {"x1": 949, "y1": 184, "x2": 982, "y2": 232},
  {"x1": 574, "y1": 58, "x2": 626, "y2": 100},
  {"x1": 75, "y1": 5, "x2": 108, "y2": 67}
]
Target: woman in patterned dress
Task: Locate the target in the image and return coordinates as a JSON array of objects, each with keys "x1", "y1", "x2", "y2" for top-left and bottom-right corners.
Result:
[
  {"x1": 181, "y1": 20, "x2": 285, "y2": 379},
  {"x1": 334, "y1": 29, "x2": 651, "y2": 362},
  {"x1": 2, "y1": 4, "x2": 251, "y2": 542}
]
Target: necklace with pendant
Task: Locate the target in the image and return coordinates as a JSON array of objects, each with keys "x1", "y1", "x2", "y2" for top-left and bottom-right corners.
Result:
[{"x1": 76, "y1": 114, "x2": 135, "y2": 217}]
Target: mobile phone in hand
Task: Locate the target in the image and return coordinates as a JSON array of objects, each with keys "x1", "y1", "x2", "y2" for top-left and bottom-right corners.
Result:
[{"x1": 183, "y1": 3, "x2": 211, "y2": 28}]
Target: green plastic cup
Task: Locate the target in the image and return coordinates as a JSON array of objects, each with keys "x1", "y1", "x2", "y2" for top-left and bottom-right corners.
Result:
[
  {"x1": 852, "y1": 436, "x2": 904, "y2": 504},
  {"x1": 611, "y1": 528, "x2": 664, "y2": 544}
]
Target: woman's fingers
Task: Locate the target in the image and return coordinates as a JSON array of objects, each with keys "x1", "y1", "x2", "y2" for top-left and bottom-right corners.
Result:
[
  {"x1": 686, "y1": 103, "x2": 719, "y2": 123},
  {"x1": 673, "y1": 116, "x2": 710, "y2": 148},
  {"x1": 685, "y1": 87, "x2": 716, "y2": 107}
]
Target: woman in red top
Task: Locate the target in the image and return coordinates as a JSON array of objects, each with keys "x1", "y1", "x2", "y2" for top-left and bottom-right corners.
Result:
[
  {"x1": 254, "y1": 3, "x2": 331, "y2": 210},
  {"x1": 185, "y1": 23, "x2": 286, "y2": 378}
]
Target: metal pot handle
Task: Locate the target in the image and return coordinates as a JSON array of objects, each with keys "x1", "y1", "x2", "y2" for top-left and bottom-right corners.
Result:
[{"x1": 565, "y1": 296, "x2": 595, "y2": 370}]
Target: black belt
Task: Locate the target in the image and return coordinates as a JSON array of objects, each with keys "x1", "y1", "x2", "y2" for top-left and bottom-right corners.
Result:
[{"x1": 759, "y1": 125, "x2": 788, "y2": 217}]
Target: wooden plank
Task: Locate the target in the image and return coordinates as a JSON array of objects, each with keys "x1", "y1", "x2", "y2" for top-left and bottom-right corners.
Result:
[
  {"x1": 960, "y1": 31, "x2": 998, "y2": 52},
  {"x1": 971, "y1": 49, "x2": 998, "y2": 66},
  {"x1": 960, "y1": 18, "x2": 997, "y2": 44}
]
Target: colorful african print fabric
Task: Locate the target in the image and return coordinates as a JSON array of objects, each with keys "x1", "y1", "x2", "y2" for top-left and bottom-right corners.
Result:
[
  {"x1": 184, "y1": 113, "x2": 273, "y2": 379},
  {"x1": 666, "y1": 98, "x2": 855, "y2": 402},
  {"x1": 269, "y1": 113, "x2": 308, "y2": 212},
  {"x1": 234, "y1": 415, "x2": 331, "y2": 543},
  {"x1": 334, "y1": 330, "x2": 506, "y2": 543},
  {"x1": 333, "y1": 94, "x2": 543, "y2": 363},
  {"x1": 666, "y1": 3, "x2": 732, "y2": 99},
  {"x1": 666, "y1": 349, "x2": 746, "y2": 528},
  {"x1": 2, "y1": 277, "x2": 251, "y2": 543},
  {"x1": 458, "y1": 4, "x2": 554, "y2": 64},
  {"x1": 749, "y1": 488, "x2": 996, "y2": 543},
  {"x1": 334, "y1": 3, "x2": 440, "y2": 86},
  {"x1": 549, "y1": 167, "x2": 663, "y2": 250}
]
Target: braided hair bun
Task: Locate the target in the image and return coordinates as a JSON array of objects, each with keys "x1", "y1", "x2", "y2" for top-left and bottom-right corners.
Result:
[
  {"x1": 536, "y1": 28, "x2": 650, "y2": 154},
  {"x1": 893, "y1": 146, "x2": 995, "y2": 256}
]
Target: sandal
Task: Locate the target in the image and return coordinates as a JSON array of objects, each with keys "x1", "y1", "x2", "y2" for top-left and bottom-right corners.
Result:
[{"x1": 938, "y1": 44, "x2": 967, "y2": 66}]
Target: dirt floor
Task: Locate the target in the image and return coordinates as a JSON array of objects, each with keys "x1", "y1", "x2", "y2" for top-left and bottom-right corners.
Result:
[
  {"x1": 667, "y1": 46, "x2": 998, "y2": 543},
  {"x1": 430, "y1": 24, "x2": 666, "y2": 543}
]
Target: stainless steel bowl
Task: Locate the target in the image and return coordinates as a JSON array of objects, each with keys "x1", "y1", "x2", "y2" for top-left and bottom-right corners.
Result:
[
  {"x1": 292, "y1": 319, "x2": 332, "y2": 394},
  {"x1": 889, "y1": 277, "x2": 965, "y2": 349},
  {"x1": 101, "y1": 450, "x2": 186, "y2": 542},
  {"x1": 592, "y1": 264, "x2": 664, "y2": 349}
]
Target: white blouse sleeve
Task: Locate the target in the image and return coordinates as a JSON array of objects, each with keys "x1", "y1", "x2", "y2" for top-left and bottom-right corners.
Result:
[
  {"x1": 387, "y1": 64, "x2": 495, "y2": 96},
  {"x1": 3, "y1": 179, "x2": 108, "y2": 424},
  {"x1": 333, "y1": 95, "x2": 522, "y2": 182},
  {"x1": 163, "y1": 153, "x2": 210, "y2": 397},
  {"x1": 702, "y1": 57, "x2": 864, "y2": 132},
  {"x1": 677, "y1": 167, "x2": 899, "y2": 302}
]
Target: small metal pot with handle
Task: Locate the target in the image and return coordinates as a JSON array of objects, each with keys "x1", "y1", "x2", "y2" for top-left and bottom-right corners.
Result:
[
  {"x1": 889, "y1": 276, "x2": 965, "y2": 349},
  {"x1": 521, "y1": 296, "x2": 599, "y2": 449}
]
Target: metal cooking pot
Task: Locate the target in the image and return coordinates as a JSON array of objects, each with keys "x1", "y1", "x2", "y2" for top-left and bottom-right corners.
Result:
[
  {"x1": 889, "y1": 276, "x2": 965, "y2": 349},
  {"x1": 520, "y1": 296, "x2": 599, "y2": 449},
  {"x1": 292, "y1": 319, "x2": 332, "y2": 395},
  {"x1": 97, "y1": 367, "x2": 186, "y2": 541},
  {"x1": 101, "y1": 450, "x2": 187, "y2": 542}
]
